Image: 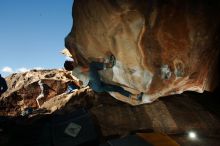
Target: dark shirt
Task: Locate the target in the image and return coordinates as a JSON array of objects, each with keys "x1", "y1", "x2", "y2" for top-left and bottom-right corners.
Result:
[{"x1": 0, "y1": 76, "x2": 8, "y2": 94}]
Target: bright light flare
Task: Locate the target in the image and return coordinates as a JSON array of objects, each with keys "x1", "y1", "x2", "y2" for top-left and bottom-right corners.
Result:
[{"x1": 188, "y1": 131, "x2": 197, "y2": 139}]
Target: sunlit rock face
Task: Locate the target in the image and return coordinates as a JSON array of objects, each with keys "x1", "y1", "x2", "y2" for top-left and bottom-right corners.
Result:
[
  {"x1": 66, "y1": 0, "x2": 220, "y2": 105},
  {"x1": 0, "y1": 70, "x2": 73, "y2": 116},
  {"x1": 0, "y1": 69, "x2": 98, "y2": 116}
]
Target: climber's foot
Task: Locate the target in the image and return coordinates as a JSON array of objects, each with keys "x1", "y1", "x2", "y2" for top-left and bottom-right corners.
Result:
[{"x1": 137, "y1": 92, "x2": 143, "y2": 102}]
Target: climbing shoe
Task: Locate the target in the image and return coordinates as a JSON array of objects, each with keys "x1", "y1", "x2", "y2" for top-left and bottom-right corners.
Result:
[{"x1": 137, "y1": 92, "x2": 144, "y2": 102}]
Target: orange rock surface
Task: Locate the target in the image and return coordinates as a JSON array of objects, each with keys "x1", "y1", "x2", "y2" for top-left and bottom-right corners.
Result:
[{"x1": 65, "y1": 0, "x2": 220, "y2": 105}]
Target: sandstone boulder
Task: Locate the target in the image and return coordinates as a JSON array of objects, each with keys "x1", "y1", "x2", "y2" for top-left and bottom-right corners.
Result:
[
  {"x1": 65, "y1": 0, "x2": 220, "y2": 105},
  {"x1": 0, "y1": 69, "x2": 78, "y2": 116}
]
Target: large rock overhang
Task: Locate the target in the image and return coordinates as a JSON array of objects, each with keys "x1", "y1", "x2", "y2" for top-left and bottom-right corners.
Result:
[{"x1": 65, "y1": 0, "x2": 220, "y2": 105}]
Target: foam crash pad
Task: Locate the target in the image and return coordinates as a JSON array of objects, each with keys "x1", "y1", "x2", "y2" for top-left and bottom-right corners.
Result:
[
  {"x1": 137, "y1": 132, "x2": 180, "y2": 146},
  {"x1": 51, "y1": 109, "x2": 98, "y2": 146}
]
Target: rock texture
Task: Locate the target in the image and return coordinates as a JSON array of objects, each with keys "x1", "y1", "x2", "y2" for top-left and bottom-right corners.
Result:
[
  {"x1": 65, "y1": 0, "x2": 220, "y2": 105},
  {"x1": 0, "y1": 70, "x2": 220, "y2": 145},
  {"x1": 0, "y1": 69, "x2": 79, "y2": 116}
]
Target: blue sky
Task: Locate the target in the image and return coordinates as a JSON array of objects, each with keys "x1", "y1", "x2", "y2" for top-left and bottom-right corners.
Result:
[{"x1": 0, "y1": 0, "x2": 74, "y2": 77}]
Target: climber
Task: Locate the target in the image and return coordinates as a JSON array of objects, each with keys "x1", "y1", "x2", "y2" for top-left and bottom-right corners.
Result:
[
  {"x1": 0, "y1": 74, "x2": 8, "y2": 96},
  {"x1": 64, "y1": 55, "x2": 143, "y2": 101}
]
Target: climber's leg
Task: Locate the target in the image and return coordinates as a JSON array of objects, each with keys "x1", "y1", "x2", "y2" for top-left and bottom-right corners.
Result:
[
  {"x1": 88, "y1": 54, "x2": 116, "y2": 93},
  {"x1": 101, "y1": 83, "x2": 132, "y2": 97},
  {"x1": 88, "y1": 62, "x2": 104, "y2": 92},
  {"x1": 88, "y1": 60, "x2": 115, "y2": 92},
  {"x1": 102, "y1": 83, "x2": 143, "y2": 101}
]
